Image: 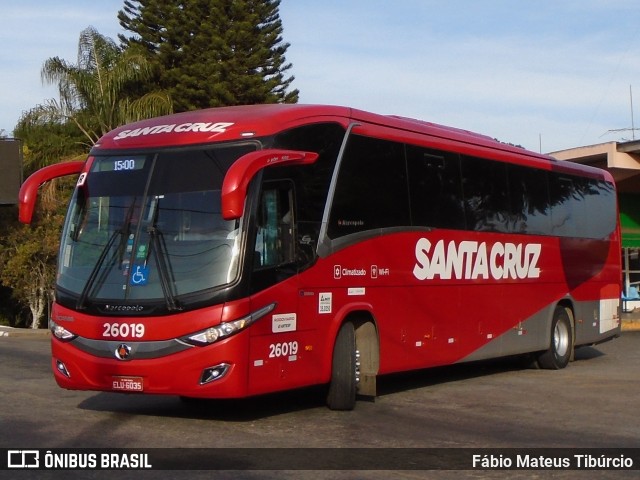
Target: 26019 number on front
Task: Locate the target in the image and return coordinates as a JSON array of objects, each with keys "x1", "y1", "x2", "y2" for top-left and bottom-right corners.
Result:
[
  {"x1": 269, "y1": 341, "x2": 298, "y2": 358},
  {"x1": 102, "y1": 323, "x2": 145, "y2": 338}
]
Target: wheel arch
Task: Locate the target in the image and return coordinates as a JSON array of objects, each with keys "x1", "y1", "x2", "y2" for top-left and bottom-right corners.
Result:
[
  {"x1": 325, "y1": 306, "x2": 380, "y2": 398},
  {"x1": 348, "y1": 310, "x2": 380, "y2": 397},
  {"x1": 537, "y1": 299, "x2": 576, "y2": 368},
  {"x1": 555, "y1": 298, "x2": 576, "y2": 360}
]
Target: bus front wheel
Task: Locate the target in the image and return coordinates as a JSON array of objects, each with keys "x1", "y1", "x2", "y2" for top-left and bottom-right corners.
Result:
[
  {"x1": 327, "y1": 321, "x2": 357, "y2": 410},
  {"x1": 537, "y1": 306, "x2": 573, "y2": 369}
]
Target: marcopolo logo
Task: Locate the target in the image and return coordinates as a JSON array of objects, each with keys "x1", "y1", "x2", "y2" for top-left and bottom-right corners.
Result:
[{"x1": 413, "y1": 238, "x2": 541, "y2": 281}]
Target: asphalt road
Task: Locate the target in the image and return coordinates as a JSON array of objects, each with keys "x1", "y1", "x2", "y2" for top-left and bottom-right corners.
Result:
[{"x1": 1, "y1": 331, "x2": 639, "y2": 480}]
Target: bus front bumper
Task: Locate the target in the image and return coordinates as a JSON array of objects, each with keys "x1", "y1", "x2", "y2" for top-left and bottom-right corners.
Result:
[{"x1": 51, "y1": 335, "x2": 249, "y2": 399}]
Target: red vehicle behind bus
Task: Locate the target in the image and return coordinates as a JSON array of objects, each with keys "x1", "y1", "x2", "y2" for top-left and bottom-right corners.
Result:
[{"x1": 20, "y1": 104, "x2": 621, "y2": 410}]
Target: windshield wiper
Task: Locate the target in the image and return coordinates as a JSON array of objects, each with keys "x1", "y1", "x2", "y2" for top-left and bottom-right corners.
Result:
[
  {"x1": 146, "y1": 225, "x2": 181, "y2": 311},
  {"x1": 145, "y1": 197, "x2": 181, "y2": 311},
  {"x1": 76, "y1": 200, "x2": 137, "y2": 310},
  {"x1": 76, "y1": 229, "x2": 122, "y2": 310}
]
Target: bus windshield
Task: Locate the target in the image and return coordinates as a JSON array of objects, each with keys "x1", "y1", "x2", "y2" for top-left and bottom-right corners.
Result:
[{"x1": 57, "y1": 143, "x2": 258, "y2": 310}]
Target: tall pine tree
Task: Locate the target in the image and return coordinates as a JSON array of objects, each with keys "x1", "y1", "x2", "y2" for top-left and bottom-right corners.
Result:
[{"x1": 118, "y1": 0, "x2": 299, "y2": 111}]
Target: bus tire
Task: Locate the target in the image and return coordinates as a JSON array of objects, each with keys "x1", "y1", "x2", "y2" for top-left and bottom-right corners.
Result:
[
  {"x1": 327, "y1": 321, "x2": 357, "y2": 410},
  {"x1": 537, "y1": 306, "x2": 573, "y2": 370}
]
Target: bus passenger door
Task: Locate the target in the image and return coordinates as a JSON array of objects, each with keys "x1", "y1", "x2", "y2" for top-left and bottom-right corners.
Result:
[
  {"x1": 251, "y1": 182, "x2": 296, "y2": 285},
  {"x1": 247, "y1": 181, "x2": 313, "y2": 394}
]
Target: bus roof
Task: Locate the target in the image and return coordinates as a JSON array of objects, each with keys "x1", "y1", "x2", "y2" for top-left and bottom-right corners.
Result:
[
  {"x1": 92, "y1": 104, "x2": 612, "y2": 181},
  {"x1": 94, "y1": 104, "x2": 517, "y2": 152}
]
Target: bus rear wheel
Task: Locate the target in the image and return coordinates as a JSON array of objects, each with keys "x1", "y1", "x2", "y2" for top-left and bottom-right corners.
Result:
[
  {"x1": 327, "y1": 321, "x2": 357, "y2": 410},
  {"x1": 537, "y1": 306, "x2": 573, "y2": 369}
]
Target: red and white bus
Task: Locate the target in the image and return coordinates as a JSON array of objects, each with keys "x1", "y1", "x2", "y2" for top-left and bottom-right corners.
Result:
[{"x1": 19, "y1": 104, "x2": 621, "y2": 410}]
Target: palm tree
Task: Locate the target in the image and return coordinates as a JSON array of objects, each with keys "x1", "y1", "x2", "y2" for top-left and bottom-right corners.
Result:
[{"x1": 40, "y1": 26, "x2": 172, "y2": 145}]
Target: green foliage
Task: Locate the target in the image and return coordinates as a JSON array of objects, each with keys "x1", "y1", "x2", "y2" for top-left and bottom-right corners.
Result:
[
  {"x1": 0, "y1": 208, "x2": 29, "y2": 327},
  {"x1": 0, "y1": 201, "x2": 68, "y2": 328},
  {"x1": 118, "y1": 0, "x2": 299, "y2": 111},
  {"x1": 14, "y1": 113, "x2": 87, "y2": 176},
  {"x1": 39, "y1": 26, "x2": 173, "y2": 145}
]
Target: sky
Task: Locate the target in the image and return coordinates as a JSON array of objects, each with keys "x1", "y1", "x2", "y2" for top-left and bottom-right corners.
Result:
[{"x1": 2, "y1": 0, "x2": 640, "y2": 153}]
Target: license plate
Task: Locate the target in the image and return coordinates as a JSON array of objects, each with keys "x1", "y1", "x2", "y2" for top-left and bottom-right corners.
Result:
[{"x1": 112, "y1": 376, "x2": 144, "y2": 392}]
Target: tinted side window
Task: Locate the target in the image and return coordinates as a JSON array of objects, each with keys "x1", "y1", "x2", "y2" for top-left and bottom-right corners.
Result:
[
  {"x1": 583, "y1": 179, "x2": 616, "y2": 238},
  {"x1": 328, "y1": 135, "x2": 409, "y2": 238},
  {"x1": 549, "y1": 174, "x2": 586, "y2": 237},
  {"x1": 548, "y1": 174, "x2": 616, "y2": 239},
  {"x1": 507, "y1": 164, "x2": 550, "y2": 235},
  {"x1": 270, "y1": 123, "x2": 345, "y2": 266},
  {"x1": 406, "y1": 146, "x2": 464, "y2": 229},
  {"x1": 461, "y1": 156, "x2": 509, "y2": 232},
  {"x1": 272, "y1": 123, "x2": 344, "y2": 225}
]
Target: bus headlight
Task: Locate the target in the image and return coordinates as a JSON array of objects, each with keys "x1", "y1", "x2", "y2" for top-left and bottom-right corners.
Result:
[
  {"x1": 186, "y1": 318, "x2": 248, "y2": 345},
  {"x1": 49, "y1": 319, "x2": 78, "y2": 342},
  {"x1": 182, "y1": 303, "x2": 276, "y2": 346}
]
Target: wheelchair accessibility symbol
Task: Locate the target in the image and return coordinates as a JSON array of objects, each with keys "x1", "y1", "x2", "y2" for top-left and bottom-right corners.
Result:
[{"x1": 130, "y1": 265, "x2": 149, "y2": 286}]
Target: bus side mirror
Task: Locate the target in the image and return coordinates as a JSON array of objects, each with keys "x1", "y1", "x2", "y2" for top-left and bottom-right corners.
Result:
[
  {"x1": 19, "y1": 161, "x2": 85, "y2": 224},
  {"x1": 221, "y1": 149, "x2": 319, "y2": 220}
]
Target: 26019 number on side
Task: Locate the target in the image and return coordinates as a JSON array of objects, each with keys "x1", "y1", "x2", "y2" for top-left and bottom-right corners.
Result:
[{"x1": 269, "y1": 341, "x2": 299, "y2": 358}]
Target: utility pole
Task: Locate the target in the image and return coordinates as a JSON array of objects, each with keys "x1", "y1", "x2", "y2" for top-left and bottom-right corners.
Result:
[{"x1": 631, "y1": 85, "x2": 635, "y2": 140}]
